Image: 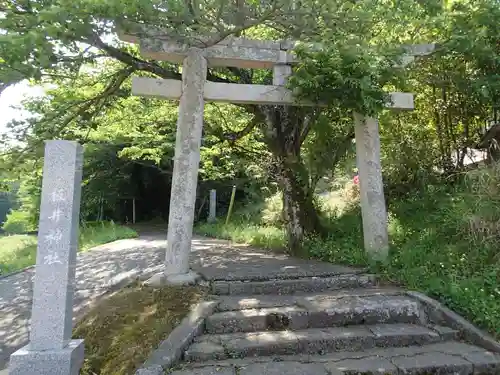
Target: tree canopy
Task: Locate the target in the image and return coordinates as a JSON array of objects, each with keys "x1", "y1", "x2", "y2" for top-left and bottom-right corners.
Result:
[{"x1": 1, "y1": 0, "x2": 499, "y2": 252}]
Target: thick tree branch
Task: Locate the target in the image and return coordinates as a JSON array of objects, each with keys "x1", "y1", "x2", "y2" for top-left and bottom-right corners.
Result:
[
  {"x1": 299, "y1": 110, "x2": 321, "y2": 146},
  {"x1": 88, "y1": 34, "x2": 181, "y2": 80}
]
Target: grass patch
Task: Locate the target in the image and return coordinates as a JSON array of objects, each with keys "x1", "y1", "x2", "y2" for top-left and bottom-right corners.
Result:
[
  {"x1": 0, "y1": 221, "x2": 138, "y2": 275},
  {"x1": 196, "y1": 220, "x2": 285, "y2": 251},
  {"x1": 197, "y1": 167, "x2": 500, "y2": 339},
  {"x1": 0, "y1": 234, "x2": 38, "y2": 274},
  {"x1": 79, "y1": 221, "x2": 138, "y2": 251},
  {"x1": 73, "y1": 283, "x2": 206, "y2": 375}
]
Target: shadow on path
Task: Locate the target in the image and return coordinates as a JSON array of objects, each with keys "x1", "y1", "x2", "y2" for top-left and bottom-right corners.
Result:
[
  {"x1": 0, "y1": 232, "x2": 167, "y2": 370},
  {"x1": 0, "y1": 231, "x2": 363, "y2": 370}
]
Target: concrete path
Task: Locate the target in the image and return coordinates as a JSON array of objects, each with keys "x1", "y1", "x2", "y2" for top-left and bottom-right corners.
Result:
[
  {"x1": 0, "y1": 230, "x2": 362, "y2": 371},
  {"x1": 0, "y1": 232, "x2": 232, "y2": 370}
]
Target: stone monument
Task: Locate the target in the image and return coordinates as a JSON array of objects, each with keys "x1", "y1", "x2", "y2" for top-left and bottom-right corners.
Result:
[
  {"x1": 208, "y1": 189, "x2": 217, "y2": 223},
  {"x1": 9, "y1": 140, "x2": 85, "y2": 375}
]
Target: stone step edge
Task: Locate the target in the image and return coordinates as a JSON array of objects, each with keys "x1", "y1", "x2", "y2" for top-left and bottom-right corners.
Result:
[
  {"x1": 185, "y1": 323, "x2": 457, "y2": 362},
  {"x1": 214, "y1": 287, "x2": 406, "y2": 312},
  {"x1": 176, "y1": 341, "x2": 500, "y2": 375},
  {"x1": 205, "y1": 295, "x2": 424, "y2": 334},
  {"x1": 204, "y1": 267, "x2": 371, "y2": 282},
  {"x1": 211, "y1": 273, "x2": 377, "y2": 295}
]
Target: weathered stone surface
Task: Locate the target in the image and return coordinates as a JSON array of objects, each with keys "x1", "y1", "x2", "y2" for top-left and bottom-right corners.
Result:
[
  {"x1": 183, "y1": 322, "x2": 467, "y2": 363},
  {"x1": 8, "y1": 141, "x2": 86, "y2": 375},
  {"x1": 164, "y1": 47, "x2": 207, "y2": 278},
  {"x1": 206, "y1": 306, "x2": 309, "y2": 334},
  {"x1": 296, "y1": 326, "x2": 375, "y2": 353},
  {"x1": 135, "y1": 365, "x2": 163, "y2": 375},
  {"x1": 208, "y1": 189, "x2": 217, "y2": 223},
  {"x1": 423, "y1": 341, "x2": 487, "y2": 355},
  {"x1": 354, "y1": 113, "x2": 388, "y2": 260},
  {"x1": 461, "y1": 351, "x2": 500, "y2": 374},
  {"x1": 9, "y1": 339, "x2": 84, "y2": 375},
  {"x1": 211, "y1": 271, "x2": 375, "y2": 295},
  {"x1": 186, "y1": 330, "x2": 302, "y2": 360},
  {"x1": 30, "y1": 141, "x2": 84, "y2": 351},
  {"x1": 369, "y1": 323, "x2": 441, "y2": 347},
  {"x1": 272, "y1": 64, "x2": 292, "y2": 86},
  {"x1": 143, "y1": 301, "x2": 218, "y2": 368},
  {"x1": 238, "y1": 361, "x2": 329, "y2": 375},
  {"x1": 216, "y1": 288, "x2": 404, "y2": 312},
  {"x1": 217, "y1": 295, "x2": 298, "y2": 312},
  {"x1": 134, "y1": 77, "x2": 414, "y2": 108},
  {"x1": 428, "y1": 324, "x2": 459, "y2": 340},
  {"x1": 226, "y1": 275, "x2": 375, "y2": 296},
  {"x1": 181, "y1": 341, "x2": 500, "y2": 367},
  {"x1": 325, "y1": 356, "x2": 398, "y2": 375},
  {"x1": 212, "y1": 281, "x2": 230, "y2": 295},
  {"x1": 191, "y1": 246, "x2": 362, "y2": 283},
  {"x1": 391, "y1": 352, "x2": 473, "y2": 375},
  {"x1": 220, "y1": 330, "x2": 300, "y2": 357},
  {"x1": 184, "y1": 340, "x2": 226, "y2": 362},
  {"x1": 206, "y1": 309, "x2": 268, "y2": 334},
  {"x1": 180, "y1": 340, "x2": 500, "y2": 374},
  {"x1": 171, "y1": 366, "x2": 236, "y2": 375},
  {"x1": 408, "y1": 291, "x2": 500, "y2": 353},
  {"x1": 300, "y1": 294, "x2": 420, "y2": 327},
  {"x1": 138, "y1": 38, "x2": 288, "y2": 69},
  {"x1": 184, "y1": 355, "x2": 313, "y2": 368}
]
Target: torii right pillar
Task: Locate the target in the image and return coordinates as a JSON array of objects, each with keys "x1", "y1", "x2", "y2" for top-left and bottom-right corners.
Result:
[{"x1": 354, "y1": 113, "x2": 389, "y2": 260}]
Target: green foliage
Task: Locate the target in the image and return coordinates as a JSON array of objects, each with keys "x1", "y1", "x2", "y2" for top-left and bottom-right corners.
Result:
[
  {"x1": 290, "y1": 43, "x2": 399, "y2": 116},
  {"x1": 261, "y1": 193, "x2": 283, "y2": 225},
  {"x1": 2, "y1": 210, "x2": 36, "y2": 234},
  {"x1": 2, "y1": 172, "x2": 43, "y2": 233},
  {"x1": 79, "y1": 221, "x2": 138, "y2": 251},
  {"x1": 0, "y1": 234, "x2": 38, "y2": 274},
  {"x1": 199, "y1": 164, "x2": 500, "y2": 338},
  {"x1": 0, "y1": 222, "x2": 138, "y2": 275},
  {"x1": 0, "y1": 191, "x2": 13, "y2": 228},
  {"x1": 196, "y1": 220, "x2": 285, "y2": 251}
]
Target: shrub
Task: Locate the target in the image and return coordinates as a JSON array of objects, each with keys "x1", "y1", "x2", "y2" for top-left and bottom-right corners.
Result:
[
  {"x1": 261, "y1": 193, "x2": 283, "y2": 225},
  {"x1": 2, "y1": 210, "x2": 36, "y2": 234}
]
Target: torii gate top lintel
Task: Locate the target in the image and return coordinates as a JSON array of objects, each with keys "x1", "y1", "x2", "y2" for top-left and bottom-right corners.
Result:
[{"x1": 119, "y1": 30, "x2": 435, "y2": 70}]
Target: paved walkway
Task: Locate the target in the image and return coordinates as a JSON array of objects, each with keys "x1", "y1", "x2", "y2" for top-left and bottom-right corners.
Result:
[
  {"x1": 0, "y1": 230, "x2": 364, "y2": 371},
  {"x1": 0, "y1": 232, "x2": 232, "y2": 370}
]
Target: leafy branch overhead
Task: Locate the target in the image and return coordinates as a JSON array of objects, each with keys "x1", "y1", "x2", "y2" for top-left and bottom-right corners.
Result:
[{"x1": 2, "y1": 0, "x2": 500, "y2": 252}]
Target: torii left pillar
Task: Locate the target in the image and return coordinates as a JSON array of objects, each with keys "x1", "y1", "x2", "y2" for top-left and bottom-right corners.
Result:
[{"x1": 164, "y1": 48, "x2": 206, "y2": 284}]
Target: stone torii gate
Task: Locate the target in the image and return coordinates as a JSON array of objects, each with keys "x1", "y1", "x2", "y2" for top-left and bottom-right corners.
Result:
[{"x1": 119, "y1": 33, "x2": 431, "y2": 283}]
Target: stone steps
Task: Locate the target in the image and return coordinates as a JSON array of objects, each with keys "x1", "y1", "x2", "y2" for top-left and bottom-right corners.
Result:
[
  {"x1": 175, "y1": 341, "x2": 500, "y2": 375},
  {"x1": 185, "y1": 323, "x2": 457, "y2": 361},
  {"x1": 171, "y1": 276, "x2": 500, "y2": 375},
  {"x1": 206, "y1": 293, "x2": 422, "y2": 334},
  {"x1": 211, "y1": 274, "x2": 376, "y2": 295},
  {"x1": 215, "y1": 287, "x2": 404, "y2": 311}
]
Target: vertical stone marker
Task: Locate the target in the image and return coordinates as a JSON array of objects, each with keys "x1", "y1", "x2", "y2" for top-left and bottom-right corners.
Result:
[
  {"x1": 9, "y1": 140, "x2": 85, "y2": 375},
  {"x1": 164, "y1": 48, "x2": 207, "y2": 283},
  {"x1": 208, "y1": 189, "x2": 217, "y2": 223}
]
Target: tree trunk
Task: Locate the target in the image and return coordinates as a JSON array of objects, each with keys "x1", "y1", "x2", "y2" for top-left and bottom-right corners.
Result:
[
  {"x1": 259, "y1": 105, "x2": 324, "y2": 255},
  {"x1": 278, "y1": 156, "x2": 324, "y2": 254}
]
